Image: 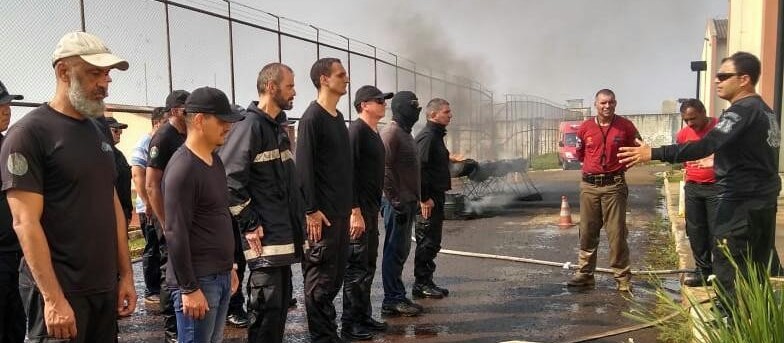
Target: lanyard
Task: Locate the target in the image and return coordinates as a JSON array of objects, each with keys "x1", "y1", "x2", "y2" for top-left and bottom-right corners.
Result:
[{"x1": 595, "y1": 115, "x2": 616, "y2": 168}]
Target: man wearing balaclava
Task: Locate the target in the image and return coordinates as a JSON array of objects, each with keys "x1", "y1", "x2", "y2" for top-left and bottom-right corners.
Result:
[{"x1": 379, "y1": 91, "x2": 424, "y2": 316}]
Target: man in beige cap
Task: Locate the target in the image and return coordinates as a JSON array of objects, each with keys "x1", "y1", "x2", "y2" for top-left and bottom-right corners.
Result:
[{"x1": 0, "y1": 31, "x2": 135, "y2": 341}]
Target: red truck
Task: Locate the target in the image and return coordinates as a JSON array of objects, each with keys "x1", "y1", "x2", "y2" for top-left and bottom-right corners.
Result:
[{"x1": 557, "y1": 120, "x2": 583, "y2": 170}]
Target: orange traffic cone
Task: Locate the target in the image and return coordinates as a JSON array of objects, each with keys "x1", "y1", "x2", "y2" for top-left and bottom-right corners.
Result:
[{"x1": 558, "y1": 195, "x2": 576, "y2": 229}]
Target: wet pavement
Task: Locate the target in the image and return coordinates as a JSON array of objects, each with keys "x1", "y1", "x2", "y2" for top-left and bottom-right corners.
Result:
[{"x1": 121, "y1": 165, "x2": 674, "y2": 342}]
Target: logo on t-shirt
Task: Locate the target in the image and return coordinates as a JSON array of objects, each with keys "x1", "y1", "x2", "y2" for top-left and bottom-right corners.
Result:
[
  {"x1": 150, "y1": 146, "x2": 159, "y2": 159},
  {"x1": 7, "y1": 152, "x2": 28, "y2": 176},
  {"x1": 715, "y1": 112, "x2": 741, "y2": 134},
  {"x1": 101, "y1": 142, "x2": 112, "y2": 153},
  {"x1": 764, "y1": 111, "x2": 781, "y2": 148}
]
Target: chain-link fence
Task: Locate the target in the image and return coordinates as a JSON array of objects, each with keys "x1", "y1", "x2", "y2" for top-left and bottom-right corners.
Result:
[{"x1": 1, "y1": 0, "x2": 492, "y2": 157}]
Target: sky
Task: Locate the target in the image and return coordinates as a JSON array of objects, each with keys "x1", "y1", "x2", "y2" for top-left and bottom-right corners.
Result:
[
  {"x1": 243, "y1": 0, "x2": 728, "y2": 113},
  {"x1": 1, "y1": 0, "x2": 728, "y2": 117}
]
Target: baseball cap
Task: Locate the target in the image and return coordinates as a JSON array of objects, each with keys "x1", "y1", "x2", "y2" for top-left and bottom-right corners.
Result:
[
  {"x1": 0, "y1": 81, "x2": 23, "y2": 104},
  {"x1": 104, "y1": 117, "x2": 128, "y2": 129},
  {"x1": 165, "y1": 90, "x2": 190, "y2": 110},
  {"x1": 184, "y1": 87, "x2": 245, "y2": 123},
  {"x1": 52, "y1": 31, "x2": 129, "y2": 71},
  {"x1": 354, "y1": 85, "x2": 393, "y2": 108}
]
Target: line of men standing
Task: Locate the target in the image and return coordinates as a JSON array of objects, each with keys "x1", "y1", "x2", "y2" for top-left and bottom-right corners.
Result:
[{"x1": 0, "y1": 30, "x2": 458, "y2": 343}]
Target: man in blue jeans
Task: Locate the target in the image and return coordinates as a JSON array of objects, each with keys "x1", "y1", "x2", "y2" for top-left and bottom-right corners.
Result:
[
  {"x1": 130, "y1": 106, "x2": 166, "y2": 305},
  {"x1": 380, "y1": 91, "x2": 423, "y2": 316},
  {"x1": 163, "y1": 87, "x2": 243, "y2": 342}
]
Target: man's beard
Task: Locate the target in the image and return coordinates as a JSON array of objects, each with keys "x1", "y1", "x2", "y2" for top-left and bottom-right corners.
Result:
[
  {"x1": 273, "y1": 90, "x2": 293, "y2": 111},
  {"x1": 68, "y1": 74, "x2": 106, "y2": 119}
]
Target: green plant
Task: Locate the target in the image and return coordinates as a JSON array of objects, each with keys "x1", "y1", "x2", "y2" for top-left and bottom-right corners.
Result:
[
  {"x1": 530, "y1": 152, "x2": 560, "y2": 170},
  {"x1": 628, "y1": 248, "x2": 784, "y2": 343}
]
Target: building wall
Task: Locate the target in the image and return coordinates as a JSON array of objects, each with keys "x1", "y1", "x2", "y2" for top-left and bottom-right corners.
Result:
[
  {"x1": 701, "y1": 21, "x2": 729, "y2": 117},
  {"x1": 727, "y1": 0, "x2": 778, "y2": 105}
]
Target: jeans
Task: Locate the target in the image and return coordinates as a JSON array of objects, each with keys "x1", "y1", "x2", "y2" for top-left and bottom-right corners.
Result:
[
  {"x1": 139, "y1": 213, "x2": 161, "y2": 297},
  {"x1": 173, "y1": 272, "x2": 232, "y2": 343},
  {"x1": 683, "y1": 182, "x2": 719, "y2": 276},
  {"x1": 381, "y1": 199, "x2": 416, "y2": 304}
]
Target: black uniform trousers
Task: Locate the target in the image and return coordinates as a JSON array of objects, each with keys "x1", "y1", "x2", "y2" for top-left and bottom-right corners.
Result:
[
  {"x1": 228, "y1": 220, "x2": 247, "y2": 316},
  {"x1": 342, "y1": 209, "x2": 380, "y2": 327},
  {"x1": 683, "y1": 182, "x2": 719, "y2": 276},
  {"x1": 302, "y1": 216, "x2": 349, "y2": 343},
  {"x1": 0, "y1": 252, "x2": 24, "y2": 343},
  {"x1": 713, "y1": 196, "x2": 778, "y2": 305},
  {"x1": 152, "y1": 217, "x2": 177, "y2": 337},
  {"x1": 247, "y1": 265, "x2": 291, "y2": 343},
  {"x1": 19, "y1": 268, "x2": 117, "y2": 343},
  {"x1": 138, "y1": 213, "x2": 161, "y2": 297},
  {"x1": 414, "y1": 191, "x2": 445, "y2": 286}
]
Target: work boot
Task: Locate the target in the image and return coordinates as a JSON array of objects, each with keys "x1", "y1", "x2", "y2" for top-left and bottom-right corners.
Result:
[
  {"x1": 683, "y1": 272, "x2": 710, "y2": 287},
  {"x1": 381, "y1": 300, "x2": 422, "y2": 317},
  {"x1": 412, "y1": 284, "x2": 444, "y2": 299},
  {"x1": 164, "y1": 331, "x2": 178, "y2": 343},
  {"x1": 432, "y1": 283, "x2": 450, "y2": 296},
  {"x1": 341, "y1": 324, "x2": 373, "y2": 341},
  {"x1": 226, "y1": 310, "x2": 249, "y2": 328},
  {"x1": 361, "y1": 318, "x2": 388, "y2": 331},
  {"x1": 566, "y1": 273, "x2": 595, "y2": 287},
  {"x1": 144, "y1": 293, "x2": 160, "y2": 305},
  {"x1": 617, "y1": 279, "x2": 632, "y2": 292}
]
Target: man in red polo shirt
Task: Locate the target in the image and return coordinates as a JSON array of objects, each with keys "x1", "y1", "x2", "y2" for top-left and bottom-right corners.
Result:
[
  {"x1": 567, "y1": 88, "x2": 640, "y2": 292},
  {"x1": 675, "y1": 99, "x2": 718, "y2": 287}
]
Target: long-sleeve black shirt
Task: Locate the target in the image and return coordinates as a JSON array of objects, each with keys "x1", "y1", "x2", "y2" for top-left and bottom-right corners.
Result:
[
  {"x1": 350, "y1": 118, "x2": 385, "y2": 214},
  {"x1": 295, "y1": 101, "x2": 353, "y2": 219},
  {"x1": 652, "y1": 95, "x2": 781, "y2": 199},
  {"x1": 416, "y1": 121, "x2": 451, "y2": 201},
  {"x1": 381, "y1": 121, "x2": 420, "y2": 207},
  {"x1": 163, "y1": 148, "x2": 234, "y2": 293}
]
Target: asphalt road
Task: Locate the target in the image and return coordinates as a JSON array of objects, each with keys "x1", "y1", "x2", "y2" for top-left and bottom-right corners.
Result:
[{"x1": 120, "y1": 165, "x2": 675, "y2": 342}]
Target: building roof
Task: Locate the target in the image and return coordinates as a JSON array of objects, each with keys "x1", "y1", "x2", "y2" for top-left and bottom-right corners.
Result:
[{"x1": 713, "y1": 19, "x2": 728, "y2": 40}]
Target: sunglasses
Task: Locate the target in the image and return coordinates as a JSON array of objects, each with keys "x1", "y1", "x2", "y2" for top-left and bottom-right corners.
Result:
[
  {"x1": 372, "y1": 98, "x2": 385, "y2": 105},
  {"x1": 716, "y1": 72, "x2": 742, "y2": 82}
]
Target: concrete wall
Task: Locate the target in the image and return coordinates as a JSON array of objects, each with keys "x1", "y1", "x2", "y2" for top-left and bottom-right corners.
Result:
[{"x1": 624, "y1": 113, "x2": 682, "y2": 147}]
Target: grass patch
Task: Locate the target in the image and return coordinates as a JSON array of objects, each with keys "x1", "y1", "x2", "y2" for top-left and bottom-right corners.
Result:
[
  {"x1": 530, "y1": 152, "x2": 560, "y2": 170},
  {"x1": 128, "y1": 236, "x2": 145, "y2": 259}
]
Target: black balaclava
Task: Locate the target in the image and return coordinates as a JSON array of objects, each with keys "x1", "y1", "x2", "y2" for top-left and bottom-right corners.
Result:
[{"x1": 391, "y1": 91, "x2": 421, "y2": 133}]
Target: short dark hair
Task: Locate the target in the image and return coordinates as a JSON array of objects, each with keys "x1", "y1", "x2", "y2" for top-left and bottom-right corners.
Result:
[
  {"x1": 151, "y1": 106, "x2": 166, "y2": 126},
  {"x1": 721, "y1": 51, "x2": 761, "y2": 85},
  {"x1": 679, "y1": 98, "x2": 706, "y2": 114},
  {"x1": 594, "y1": 88, "x2": 616, "y2": 99},
  {"x1": 257, "y1": 63, "x2": 293, "y2": 95},
  {"x1": 310, "y1": 58, "x2": 342, "y2": 90}
]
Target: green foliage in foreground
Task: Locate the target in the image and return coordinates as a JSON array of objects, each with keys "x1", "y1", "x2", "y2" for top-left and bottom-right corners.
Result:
[{"x1": 628, "y1": 248, "x2": 784, "y2": 343}]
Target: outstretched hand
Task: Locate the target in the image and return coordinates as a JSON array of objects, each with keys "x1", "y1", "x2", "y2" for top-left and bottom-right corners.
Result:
[{"x1": 617, "y1": 139, "x2": 652, "y2": 168}]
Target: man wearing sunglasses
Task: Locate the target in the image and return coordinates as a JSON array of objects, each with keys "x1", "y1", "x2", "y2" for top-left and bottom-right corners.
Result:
[{"x1": 619, "y1": 52, "x2": 781, "y2": 306}]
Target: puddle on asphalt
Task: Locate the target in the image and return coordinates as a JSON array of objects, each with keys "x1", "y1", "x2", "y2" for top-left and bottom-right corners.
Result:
[{"x1": 402, "y1": 323, "x2": 449, "y2": 338}]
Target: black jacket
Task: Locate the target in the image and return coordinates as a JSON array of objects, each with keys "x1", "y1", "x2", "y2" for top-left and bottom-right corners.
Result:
[
  {"x1": 416, "y1": 121, "x2": 451, "y2": 201},
  {"x1": 217, "y1": 102, "x2": 304, "y2": 268}
]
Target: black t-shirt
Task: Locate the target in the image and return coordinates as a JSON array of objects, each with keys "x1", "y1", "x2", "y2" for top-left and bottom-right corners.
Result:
[
  {"x1": 0, "y1": 104, "x2": 118, "y2": 296},
  {"x1": 295, "y1": 101, "x2": 353, "y2": 219},
  {"x1": 349, "y1": 118, "x2": 385, "y2": 214},
  {"x1": 653, "y1": 95, "x2": 781, "y2": 199},
  {"x1": 163, "y1": 147, "x2": 234, "y2": 292},
  {"x1": 148, "y1": 122, "x2": 186, "y2": 170},
  {"x1": 0, "y1": 134, "x2": 19, "y2": 256},
  {"x1": 113, "y1": 147, "x2": 132, "y2": 221}
]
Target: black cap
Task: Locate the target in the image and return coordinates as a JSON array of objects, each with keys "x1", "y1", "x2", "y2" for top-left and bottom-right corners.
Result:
[
  {"x1": 165, "y1": 90, "x2": 190, "y2": 110},
  {"x1": 354, "y1": 85, "x2": 393, "y2": 108},
  {"x1": 104, "y1": 117, "x2": 128, "y2": 129},
  {"x1": 0, "y1": 81, "x2": 23, "y2": 104},
  {"x1": 184, "y1": 87, "x2": 245, "y2": 123}
]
